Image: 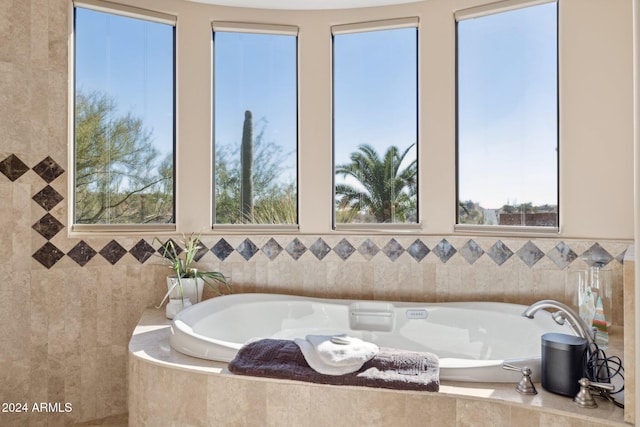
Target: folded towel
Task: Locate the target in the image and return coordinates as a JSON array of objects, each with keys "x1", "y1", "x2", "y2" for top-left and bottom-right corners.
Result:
[
  {"x1": 294, "y1": 334, "x2": 379, "y2": 375},
  {"x1": 228, "y1": 338, "x2": 439, "y2": 392},
  {"x1": 294, "y1": 338, "x2": 364, "y2": 375},
  {"x1": 306, "y1": 334, "x2": 379, "y2": 366}
]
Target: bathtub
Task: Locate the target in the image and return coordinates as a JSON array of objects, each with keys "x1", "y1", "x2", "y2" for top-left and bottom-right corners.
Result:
[{"x1": 169, "y1": 293, "x2": 573, "y2": 382}]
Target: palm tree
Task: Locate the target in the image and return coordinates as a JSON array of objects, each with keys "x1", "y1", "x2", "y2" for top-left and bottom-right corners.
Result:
[{"x1": 335, "y1": 143, "x2": 417, "y2": 223}]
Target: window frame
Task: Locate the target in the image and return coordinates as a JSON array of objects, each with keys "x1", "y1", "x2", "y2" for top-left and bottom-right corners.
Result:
[
  {"x1": 331, "y1": 17, "x2": 420, "y2": 231},
  {"x1": 453, "y1": 0, "x2": 560, "y2": 234},
  {"x1": 211, "y1": 21, "x2": 300, "y2": 232},
  {"x1": 71, "y1": 0, "x2": 177, "y2": 233}
]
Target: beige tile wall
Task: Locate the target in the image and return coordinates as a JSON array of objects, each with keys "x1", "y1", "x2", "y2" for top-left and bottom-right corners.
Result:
[{"x1": 624, "y1": 249, "x2": 635, "y2": 424}]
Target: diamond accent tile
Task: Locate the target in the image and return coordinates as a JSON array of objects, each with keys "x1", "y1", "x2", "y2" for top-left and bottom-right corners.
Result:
[
  {"x1": 237, "y1": 238, "x2": 259, "y2": 261},
  {"x1": 33, "y1": 242, "x2": 65, "y2": 269},
  {"x1": 212, "y1": 239, "x2": 234, "y2": 261},
  {"x1": 99, "y1": 240, "x2": 127, "y2": 265},
  {"x1": 580, "y1": 243, "x2": 614, "y2": 267},
  {"x1": 358, "y1": 239, "x2": 380, "y2": 261},
  {"x1": 333, "y1": 238, "x2": 356, "y2": 261},
  {"x1": 32, "y1": 185, "x2": 64, "y2": 211},
  {"x1": 517, "y1": 241, "x2": 545, "y2": 268},
  {"x1": 309, "y1": 238, "x2": 331, "y2": 261},
  {"x1": 32, "y1": 156, "x2": 64, "y2": 183},
  {"x1": 616, "y1": 249, "x2": 627, "y2": 264},
  {"x1": 382, "y1": 239, "x2": 404, "y2": 262},
  {"x1": 32, "y1": 213, "x2": 64, "y2": 240},
  {"x1": 407, "y1": 239, "x2": 429, "y2": 262},
  {"x1": 67, "y1": 240, "x2": 97, "y2": 267},
  {"x1": 129, "y1": 239, "x2": 156, "y2": 264},
  {"x1": 157, "y1": 238, "x2": 182, "y2": 260},
  {"x1": 459, "y1": 240, "x2": 483, "y2": 264},
  {"x1": 547, "y1": 242, "x2": 578, "y2": 269},
  {"x1": 433, "y1": 239, "x2": 457, "y2": 263},
  {"x1": 0, "y1": 154, "x2": 30, "y2": 181},
  {"x1": 487, "y1": 240, "x2": 514, "y2": 266},
  {"x1": 192, "y1": 241, "x2": 209, "y2": 262},
  {"x1": 286, "y1": 238, "x2": 307, "y2": 260},
  {"x1": 262, "y1": 238, "x2": 283, "y2": 261}
]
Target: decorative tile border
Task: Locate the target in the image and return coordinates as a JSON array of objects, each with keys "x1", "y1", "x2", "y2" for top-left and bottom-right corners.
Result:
[
  {"x1": 32, "y1": 236, "x2": 627, "y2": 270},
  {"x1": 1, "y1": 153, "x2": 629, "y2": 270}
]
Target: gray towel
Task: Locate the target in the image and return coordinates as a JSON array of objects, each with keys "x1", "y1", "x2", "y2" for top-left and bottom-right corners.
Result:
[{"x1": 228, "y1": 339, "x2": 439, "y2": 392}]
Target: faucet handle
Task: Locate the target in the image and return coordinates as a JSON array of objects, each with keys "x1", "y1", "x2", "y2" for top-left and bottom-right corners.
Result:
[
  {"x1": 502, "y1": 364, "x2": 537, "y2": 395},
  {"x1": 502, "y1": 363, "x2": 523, "y2": 372},
  {"x1": 573, "y1": 378, "x2": 615, "y2": 408}
]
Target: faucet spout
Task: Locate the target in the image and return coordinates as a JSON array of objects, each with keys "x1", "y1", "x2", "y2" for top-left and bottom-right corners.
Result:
[{"x1": 522, "y1": 299, "x2": 594, "y2": 345}]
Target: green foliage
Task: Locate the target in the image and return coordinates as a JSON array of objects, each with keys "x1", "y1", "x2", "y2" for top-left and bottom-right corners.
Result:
[
  {"x1": 75, "y1": 90, "x2": 173, "y2": 224},
  {"x1": 457, "y1": 200, "x2": 557, "y2": 225},
  {"x1": 335, "y1": 143, "x2": 417, "y2": 223},
  {"x1": 458, "y1": 200, "x2": 484, "y2": 224},
  {"x1": 215, "y1": 117, "x2": 296, "y2": 224},
  {"x1": 155, "y1": 234, "x2": 230, "y2": 295},
  {"x1": 249, "y1": 185, "x2": 297, "y2": 224},
  {"x1": 501, "y1": 202, "x2": 535, "y2": 214}
]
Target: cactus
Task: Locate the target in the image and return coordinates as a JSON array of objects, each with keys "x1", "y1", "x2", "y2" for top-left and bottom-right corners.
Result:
[{"x1": 240, "y1": 110, "x2": 254, "y2": 220}]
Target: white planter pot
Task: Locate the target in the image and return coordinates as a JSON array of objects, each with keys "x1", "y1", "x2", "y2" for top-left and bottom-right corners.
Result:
[
  {"x1": 165, "y1": 298, "x2": 192, "y2": 319},
  {"x1": 166, "y1": 276, "x2": 204, "y2": 305}
]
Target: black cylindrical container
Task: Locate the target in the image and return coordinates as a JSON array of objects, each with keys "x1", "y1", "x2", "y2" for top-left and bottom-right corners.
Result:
[{"x1": 541, "y1": 333, "x2": 587, "y2": 397}]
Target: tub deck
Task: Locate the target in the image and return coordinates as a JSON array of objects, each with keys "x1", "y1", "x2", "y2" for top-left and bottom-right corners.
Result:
[{"x1": 129, "y1": 309, "x2": 626, "y2": 426}]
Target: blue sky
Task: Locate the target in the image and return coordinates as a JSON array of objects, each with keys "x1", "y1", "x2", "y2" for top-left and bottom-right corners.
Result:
[
  {"x1": 333, "y1": 27, "x2": 417, "y2": 171},
  {"x1": 214, "y1": 31, "x2": 297, "y2": 181},
  {"x1": 75, "y1": 3, "x2": 557, "y2": 211},
  {"x1": 75, "y1": 7, "x2": 174, "y2": 159},
  {"x1": 457, "y1": 2, "x2": 557, "y2": 209}
]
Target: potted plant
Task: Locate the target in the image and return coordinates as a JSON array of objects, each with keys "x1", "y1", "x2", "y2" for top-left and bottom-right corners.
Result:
[{"x1": 155, "y1": 234, "x2": 230, "y2": 317}]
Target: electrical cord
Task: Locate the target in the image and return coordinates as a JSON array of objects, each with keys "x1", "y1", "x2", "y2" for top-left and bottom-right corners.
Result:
[{"x1": 584, "y1": 342, "x2": 625, "y2": 408}]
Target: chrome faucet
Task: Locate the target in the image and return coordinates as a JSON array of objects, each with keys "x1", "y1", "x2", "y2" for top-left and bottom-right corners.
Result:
[{"x1": 522, "y1": 299, "x2": 594, "y2": 345}]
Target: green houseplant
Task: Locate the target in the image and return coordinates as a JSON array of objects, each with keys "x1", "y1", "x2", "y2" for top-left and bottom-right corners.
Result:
[{"x1": 155, "y1": 234, "x2": 230, "y2": 314}]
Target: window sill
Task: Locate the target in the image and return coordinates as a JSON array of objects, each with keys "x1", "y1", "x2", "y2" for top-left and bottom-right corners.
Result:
[
  {"x1": 212, "y1": 224, "x2": 299, "y2": 234},
  {"x1": 454, "y1": 224, "x2": 560, "y2": 237},
  {"x1": 71, "y1": 223, "x2": 176, "y2": 236},
  {"x1": 333, "y1": 223, "x2": 422, "y2": 233}
]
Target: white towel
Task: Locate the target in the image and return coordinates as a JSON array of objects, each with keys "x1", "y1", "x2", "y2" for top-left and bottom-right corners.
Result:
[
  {"x1": 294, "y1": 338, "x2": 364, "y2": 375},
  {"x1": 294, "y1": 334, "x2": 379, "y2": 376},
  {"x1": 307, "y1": 334, "x2": 379, "y2": 366}
]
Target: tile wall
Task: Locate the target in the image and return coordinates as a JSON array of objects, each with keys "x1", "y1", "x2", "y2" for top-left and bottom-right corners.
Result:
[{"x1": 0, "y1": 150, "x2": 632, "y2": 425}]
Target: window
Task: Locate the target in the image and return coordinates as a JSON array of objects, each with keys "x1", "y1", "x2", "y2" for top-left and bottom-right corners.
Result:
[
  {"x1": 213, "y1": 24, "x2": 298, "y2": 226},
  {"x1": 74, "y1": 4, "x2": 175, "y2": 227},
  {"x1": 332, "y1": 20, "x2": 418, "y2": 226},
  {"x1": 456, "y1": 1, "x2": 558, "y2": 228}
]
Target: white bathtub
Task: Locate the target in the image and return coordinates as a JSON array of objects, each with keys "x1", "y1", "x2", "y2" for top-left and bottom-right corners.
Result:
[{"x1": 169, "y1": 293, "x2": 573, "y2": 382}]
